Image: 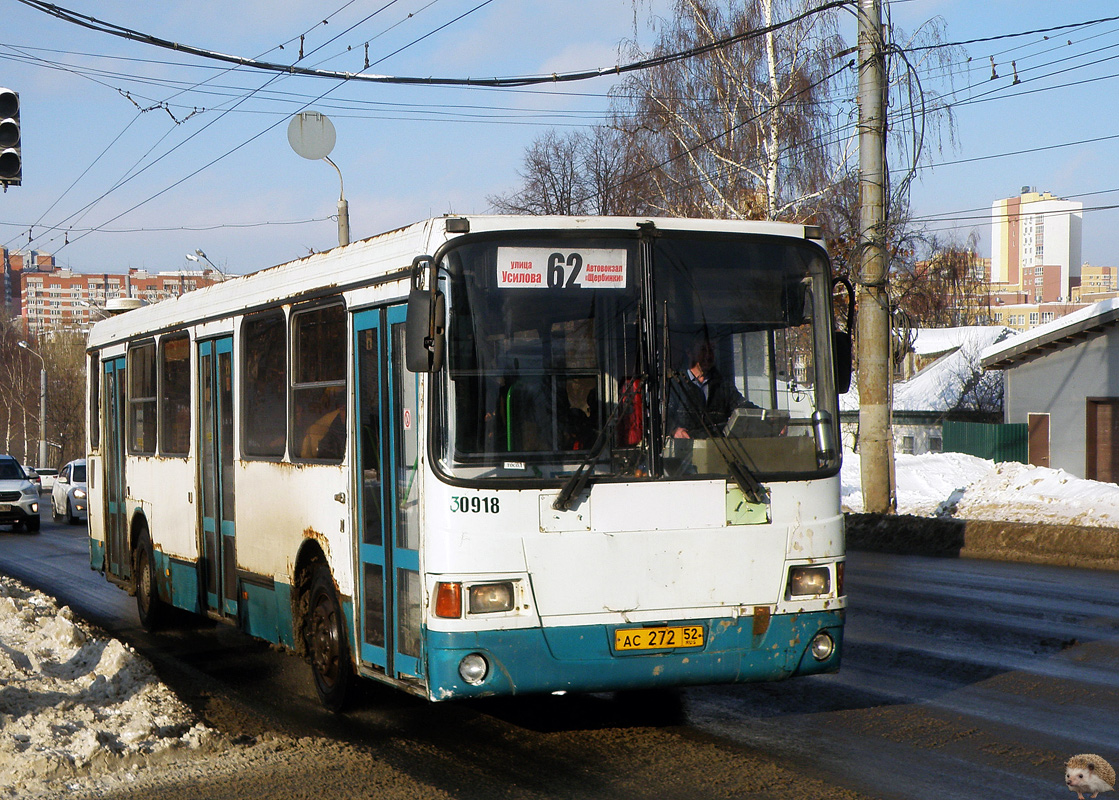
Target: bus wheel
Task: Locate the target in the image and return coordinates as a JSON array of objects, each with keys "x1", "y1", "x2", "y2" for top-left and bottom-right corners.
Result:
[
  {"x1": 306, "y1": 565, "x2": 354, "y2": 712},
  {"x1": 135, "y1": 535, "x2": 167, "y2": 631}
]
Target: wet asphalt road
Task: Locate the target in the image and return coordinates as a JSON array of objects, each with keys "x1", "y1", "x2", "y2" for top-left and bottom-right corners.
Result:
[{"x1": 3, "y1": 508, "x2": 1119, "y2": 799}]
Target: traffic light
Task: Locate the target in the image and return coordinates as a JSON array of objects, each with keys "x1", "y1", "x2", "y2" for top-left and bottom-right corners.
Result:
[{"x1": 0, "y1": 88, "x2": 20, "y2": 189}]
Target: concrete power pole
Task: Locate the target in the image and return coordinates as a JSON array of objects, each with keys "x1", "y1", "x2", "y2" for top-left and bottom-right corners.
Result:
[{"x1": 857, "y1": 0, "x2": 895, "y2": 513}]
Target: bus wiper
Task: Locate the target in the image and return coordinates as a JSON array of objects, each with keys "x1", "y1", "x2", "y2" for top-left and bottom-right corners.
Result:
[
  {"x1": 552, "y1": 382, "x2": 639, "y2": 512},
  {"x1": 668, "y1": 373, "x2": 767, "y2": 505}
]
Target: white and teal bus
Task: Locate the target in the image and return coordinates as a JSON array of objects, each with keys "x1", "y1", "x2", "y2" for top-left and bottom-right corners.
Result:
[{"x1": 86, "y1": 215, "x2": 850, "y2": 710}]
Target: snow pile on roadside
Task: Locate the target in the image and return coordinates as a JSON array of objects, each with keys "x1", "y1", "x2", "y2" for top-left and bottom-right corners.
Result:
[
  {"x1": 0, "y1": 575, "x2": 223, "y2": 798},
  {"x1": 956, "y1": 460, "x2": 1119, "y2": 528},
  {"x1": 842, "y1": 450, "x2": 1119, "y2": 528},
  {"x1": 841, "y1": 451, "x2": 995, "y2": 516}
]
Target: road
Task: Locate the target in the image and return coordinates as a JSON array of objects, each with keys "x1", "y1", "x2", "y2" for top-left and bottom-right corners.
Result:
[{"x1": 3, "y1": 508, "x2": 1118, "y2": 799}]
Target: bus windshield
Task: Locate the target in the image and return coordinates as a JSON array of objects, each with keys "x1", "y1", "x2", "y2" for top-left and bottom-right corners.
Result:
[{"x1": 437, "y1": 231, "x2": 839, "y2": 485}]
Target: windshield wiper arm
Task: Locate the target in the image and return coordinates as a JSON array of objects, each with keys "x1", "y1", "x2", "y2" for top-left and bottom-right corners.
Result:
[
  {"x1": 553, "y1": 382, "x2": 639, "y2": 512},
  {"x1": 668, "y1": 374, "x2": 767, "y2": 504}
]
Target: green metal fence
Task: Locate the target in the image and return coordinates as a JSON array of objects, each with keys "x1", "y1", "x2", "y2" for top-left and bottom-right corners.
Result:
[{"x1": 942, "y1": 420, "x2": 1027, "y2": 463}]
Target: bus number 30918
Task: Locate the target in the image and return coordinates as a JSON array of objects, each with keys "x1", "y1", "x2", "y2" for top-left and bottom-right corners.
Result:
[{"x1": 450, "y1": 496, "x2": 500, "y2": 514}]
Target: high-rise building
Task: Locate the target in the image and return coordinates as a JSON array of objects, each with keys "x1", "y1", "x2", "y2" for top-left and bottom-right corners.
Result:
[
  {"x1": 2, "y1": 247, "x2": 55, "y2": 318},
  {"x1": 990, "y1": 187, "x2": 1082, "y2": 302}
]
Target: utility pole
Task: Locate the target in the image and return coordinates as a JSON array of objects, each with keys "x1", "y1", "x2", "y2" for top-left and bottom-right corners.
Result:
[
  {"x1": 18, "y1": 341, "x2": 47, "y2": 468},
  {"x1": 857, "y1": 0, "x2": 895, "y2": 513}
]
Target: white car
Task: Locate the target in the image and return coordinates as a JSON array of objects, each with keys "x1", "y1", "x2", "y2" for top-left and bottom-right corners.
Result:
[
  {"x1": 33, "y1": 467, "x2": 58, "y2": 494},
  {"x1": 51, "y1": 459, "x2": 87, "y2": 525},
  {"x1": 0, "y1": 455, "x2": 41, "y2": 532}
]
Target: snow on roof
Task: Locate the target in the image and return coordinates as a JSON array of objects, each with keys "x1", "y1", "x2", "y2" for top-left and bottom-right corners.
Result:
[
  {"x1": 981, "y1": 297, "x2": 1119, "y2": 369},
  {"x1": 841, "y1": 326, "x2": 1013, "y2": 413},
  {"x1": 910, "y1": 325, "x2": 1009, "y2": 356}
]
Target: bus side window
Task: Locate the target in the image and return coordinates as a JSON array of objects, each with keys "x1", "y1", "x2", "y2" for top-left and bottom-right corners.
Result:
[
  {"x1": 242, "y1": 311, "x2": 287, "y2": 458},
  {"x1": 127, "y1": 342, "x2": 157, "y2": 455},
  {"x1": 291, "y1": 302, "x2": 347, "y2": 462},
  {"x1": 159, "y1": 333, "x2": 191, "y2": 456}
]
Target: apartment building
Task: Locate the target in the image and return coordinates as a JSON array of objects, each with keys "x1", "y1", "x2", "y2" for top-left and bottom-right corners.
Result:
[
  {"x1": 991, "y1": 187, "x2": 1083, "y2": 303},
  {"x1": 14, "y1": 260, "x2": 222, "y2": 335}
]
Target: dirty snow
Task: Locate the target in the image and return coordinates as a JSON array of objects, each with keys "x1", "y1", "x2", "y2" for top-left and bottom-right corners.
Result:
[
  {"x1": 0, "y1": 577, "x2": 230, "y2": 798},
  {"x1": 842, "y1": 450, "x2": 1119, "y2": 528},
  {"x1": 3, "y1": 451, "x2": 1119, "y2": 797}
]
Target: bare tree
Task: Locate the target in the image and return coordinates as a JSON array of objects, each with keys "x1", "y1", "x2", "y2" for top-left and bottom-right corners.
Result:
[
  {"x1": 42, "y1": 331, "x2": 88, "y2": 467},
  {"x1": 0, "y1": 312, "x2": 36, "y2": 463},
  {"x1": 614, "y1": 0, "x2": 848, "y2": 221},
  {"x1": 489, "y1": 127, "x2": 641, "y2": 216},
  {"x1": 893, "y1": 233, "x2": 991, "y2": 329},
  {"x1": 0, "y1": 314, "x2": 88, "y2": 467}
]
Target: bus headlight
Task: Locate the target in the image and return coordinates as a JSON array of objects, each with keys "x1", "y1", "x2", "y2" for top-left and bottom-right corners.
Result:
[
  {"x1": 468, "y1": 582, "x2": 514, "y2": 614},
  {"x1": 458, "y1": 653, "x2": 489, "y2": 685},
  {"x1": 787, "y1": 566, "x2": 830, "y2": 597},
  {"x1": 809, "y1": 631, "x2": 835, "y2": 661}
]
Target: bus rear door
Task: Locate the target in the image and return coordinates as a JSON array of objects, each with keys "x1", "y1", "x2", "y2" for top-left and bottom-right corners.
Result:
[
  {"x1": 103, "y1": 356, "x2": 129, "y2": 579},
  {"x1": 198, "y1": 337, "x2": 237, "y2": 618}
]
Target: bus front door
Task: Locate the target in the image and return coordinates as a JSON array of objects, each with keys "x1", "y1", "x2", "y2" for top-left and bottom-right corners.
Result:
[
  {"x1": 198, "y1": 337, "x2": 238, "y2": 618},
  {"x1": 353, "y1": 305, "x2": 422, "y2": 682},
  {"x1": 103, "y1": 357, "x2": 129, "y2": 578}
]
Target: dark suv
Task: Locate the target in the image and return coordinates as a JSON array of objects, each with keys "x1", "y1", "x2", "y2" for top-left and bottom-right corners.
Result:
[{"x1": 0, "y1": 455, "x2": 41, "y2": 532}]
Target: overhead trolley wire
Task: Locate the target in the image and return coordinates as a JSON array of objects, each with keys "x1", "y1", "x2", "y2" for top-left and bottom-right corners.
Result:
[{"x1": 14, "y1": 0, "x2": 853, "y2": 88}]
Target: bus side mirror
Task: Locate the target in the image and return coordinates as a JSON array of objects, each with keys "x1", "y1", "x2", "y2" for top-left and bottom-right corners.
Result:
[
  {"x1": 832, "y1": 275, "x2": 854, "y2": 394},
  {"x1": 406, "y1": 256, "x2": 445, "y2": 373},
  {"x1": 833, "y1": 330, "x2": 853, "y2": 394}
]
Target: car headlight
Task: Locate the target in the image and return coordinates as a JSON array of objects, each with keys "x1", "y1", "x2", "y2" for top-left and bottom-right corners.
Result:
[
  {"x1": 73, "y1": 489, "x2": 87, "y2": 499},
  {"x1": 787, "y1": 566, "x2": 831, "y2": 598},
  {"x1": 468, "y1": 582, "x2": 515, "y2": 614}
]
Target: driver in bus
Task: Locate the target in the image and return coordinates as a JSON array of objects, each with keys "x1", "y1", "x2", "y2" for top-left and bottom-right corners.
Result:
[{"x1": 667, "y1": 337, "x2": 752, "y2": 439}]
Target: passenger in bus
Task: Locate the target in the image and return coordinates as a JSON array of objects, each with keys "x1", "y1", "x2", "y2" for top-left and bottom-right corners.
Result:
[
  {"x1": 667, "y1": 337, "x2": 752, "y2": 439},
  {"x1": 301, "y1": 388, "x2": 346, "y2": 459}
]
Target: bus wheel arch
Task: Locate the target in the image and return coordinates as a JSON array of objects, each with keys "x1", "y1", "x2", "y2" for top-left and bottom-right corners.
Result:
[
  {"x1": 130, "y1": 514, "x2": 167, "y2": 631},
  {"x1": 291, "y1": 541, "x2": 327, "y2": 656},
  {"x1": 293, "y1": 545, "x2": 355, "y2": 711}
]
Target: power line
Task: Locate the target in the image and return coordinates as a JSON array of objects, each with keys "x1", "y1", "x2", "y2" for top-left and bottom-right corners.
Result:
[
  {"x1": 902, "y1": 13, "x2": 1119, "y2": 53},
  {"x1": 17, "y1": 0, "x2": 410, "y2": 254},
  {"x1": 0, "y1": 216, "x2": 333, "y2": 235},
  {"x1": 36, "y1": 0, "x2": 502, "y2": 253},
  {"x1": 15, "y1": 0, "x2": 853, "y2": 88}
]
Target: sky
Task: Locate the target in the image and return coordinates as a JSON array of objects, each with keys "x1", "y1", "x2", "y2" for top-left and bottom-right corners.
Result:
[{"x1": 3, "y1": 0, "x2": 1119, "y2": 276}]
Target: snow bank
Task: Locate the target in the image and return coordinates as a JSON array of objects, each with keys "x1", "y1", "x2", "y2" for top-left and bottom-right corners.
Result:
[
  {"x1": 841, "y1": 451, "x2": 995, "y2": 516},
  {"x1": 956, "y1": 461, "x2": 1119, "y2": 528},
  {"x1": 0, "y1": 575, "x2": 221, "y2": 798},
  {"x1": 843, "y1": 450, "x2": 1119, "y2": 528}
]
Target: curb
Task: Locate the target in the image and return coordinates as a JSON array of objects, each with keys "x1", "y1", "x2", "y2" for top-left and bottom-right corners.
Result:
[{"x1": 845, "y1": 513, "x2": 1119, "y2": 571}]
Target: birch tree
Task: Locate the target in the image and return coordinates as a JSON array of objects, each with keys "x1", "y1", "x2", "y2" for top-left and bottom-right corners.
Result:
[{"x1": 614, "y1": 0, "x2": 848, "y2": 221}]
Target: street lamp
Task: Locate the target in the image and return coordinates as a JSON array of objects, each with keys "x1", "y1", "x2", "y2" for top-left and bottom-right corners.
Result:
[
  {"x1": 186, "y1": 249, "x2": 225, "y2": 280},
  {"x1": 287, "y1": 111, "x2": 350, "y2": 247},
  {"x1": 76, "y1": 299, "x2": 109, "y2": 321},
  {"x1": 17, "y1": 340, "x2": 47, "y2": 468}
]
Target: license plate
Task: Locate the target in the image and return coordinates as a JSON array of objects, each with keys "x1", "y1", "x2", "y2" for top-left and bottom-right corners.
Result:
[
  {"x1": 614, "y1": 625, "x2": 704, "y2": 651},
  {"x1": 0, "y1": 504, "x2": 9, "y2": 512}
]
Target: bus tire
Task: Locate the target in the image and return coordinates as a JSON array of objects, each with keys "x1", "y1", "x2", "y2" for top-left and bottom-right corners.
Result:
[
  {"x1": 135, "y1": 534, "x2": 167, "y2": 631},
  {"x1": 305, "y1": 565, "x2": 354, "y2": 712}
]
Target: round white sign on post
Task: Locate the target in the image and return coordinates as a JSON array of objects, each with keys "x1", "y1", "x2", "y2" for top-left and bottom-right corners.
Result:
[{"x1": 287, "y1": 111, "x2": 337, "y2": 160}]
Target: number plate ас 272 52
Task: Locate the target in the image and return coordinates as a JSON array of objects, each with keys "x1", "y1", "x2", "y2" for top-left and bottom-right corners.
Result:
[{"x1": 614, "y1": 625, "x2": 705, "y2": 651}]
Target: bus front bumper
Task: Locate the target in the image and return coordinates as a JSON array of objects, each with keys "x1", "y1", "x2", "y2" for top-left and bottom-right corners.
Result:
[{"x1": 425, "y1": 609, "x2": 843, "y2": 701}]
